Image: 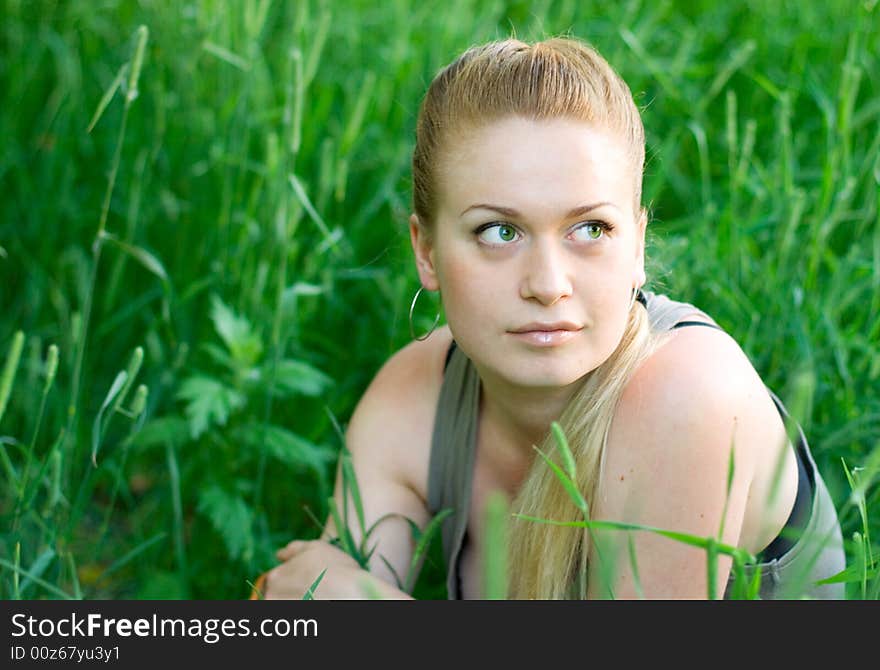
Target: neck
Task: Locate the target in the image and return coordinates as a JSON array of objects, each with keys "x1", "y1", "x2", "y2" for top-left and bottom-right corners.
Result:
[{"x1": 473, "y1": 363, "x2": 587, "y2": 460}]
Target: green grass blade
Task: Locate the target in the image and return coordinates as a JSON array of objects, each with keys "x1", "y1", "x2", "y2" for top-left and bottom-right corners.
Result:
[
  {"x1": 706, "y1": 537, "x2": 718, "y2": 600},
  {"x1": 533, "y1": 445, "x2": 587, "y2": 513},
  {"x1": 66, "y1": 552, "x2": 82, "y2": 600},
  {"x1": 0, "y1": 330, "x2": 24, "y2": 425},
  {"x1": 626, "y1": 533, "x2": 645, "y2": 600},
  {"x1": 42, "y1": 343, "x2": 59, "y2": 395},
  {"x1": 18, "y1": 547, "x2": 56, "y2": 598},
  {"x1": 404, "y1": 508, "x2": 453, "y2": 594},
  {"x1": 302, "y1": 568, "x2": 327, "y2": 600},
  {"x1": 339, "y1": 448, "x2": 366, "y2": 541},
  {"x1": 378, "y1": 554, "x2": 405, "y2": 591},
  {"x1": 91, "y1": 370, "x2": 127, "y2": 466},
  {"x1": 550, "y1": 421, "x2": 577, "y2": 481},
  {"x1": 288, "y1": 173, "x2": 337, "y2": 251},
  {"x1": 166, "y1": 440, "x2": 189, "y2": 595},
  {"x1": 86, "y1": 63, "x2": 127, "y2": 133},
  {"x1": 699, "y1": 39, "x2": 756, "y2": 113},
  {"x1": 96, "y1": 532, "x2": 166, "y2": 584},
  {"x1": 202, "y1": 40, "x2": 250, "y2": 71},
  {"x1": 0, "y1": 557, "x2": 75, "y2": 600},
  {"x1": 327, "y1": 498, "x2": 362, "y2": 566},
  {"x1": 102, "y1": 233, "x2": 169, "y2": 282},
  {"x1": 125, "y1": 25, "x2": 148, "y2": 104},
  {"x1": 0, "y1": 436, "x2": 20, "y2": 489},
  {"x1": 13, "y1": 542, "x2": 20, "y2": 599},
  {"x1": 482, "y1": 492, "x2": 509, "y2": 600},
  {"x1": 513, "y1": 513, "x2": 753, "y2": 562},
  {"x1": 718, "y1": 437, "x2": 736, "y2": 540}
]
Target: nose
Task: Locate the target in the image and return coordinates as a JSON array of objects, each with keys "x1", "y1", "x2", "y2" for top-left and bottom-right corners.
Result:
[{"x1": 520, "y1": 239, "x2": 573, "y2": 306}]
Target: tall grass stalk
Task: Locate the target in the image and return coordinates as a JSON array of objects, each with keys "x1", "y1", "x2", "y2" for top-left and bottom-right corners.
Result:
[
  {"x1": 166, "y1": 440, "x2": 189, "y2": 597},
  {"x1": 64, "y1": 26, "x2": 149, "y2": 491},
  {"x1": 0, "y1": 330, "x2": 25, "y2": 426},
  {"x1": 12, "y1": 344, "x2": 58, "y2": 534}
]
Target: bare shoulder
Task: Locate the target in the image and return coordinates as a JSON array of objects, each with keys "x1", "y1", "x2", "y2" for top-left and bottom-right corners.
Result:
[
  {"x1": 342, "y1": 324, "x2": 454, "y2": 509},
  {"x1": 619, "y1": 323, "x2": 775, "y2": 441},
  {"x1": 605, "y1": 323, "x2": 789, "y2": 491},
  {"x1": 602, "y1": 325, "x2": 764, "y2": 494},
  {"x1": 595, "y1": 324, "x2": 792, "y2": 581}
]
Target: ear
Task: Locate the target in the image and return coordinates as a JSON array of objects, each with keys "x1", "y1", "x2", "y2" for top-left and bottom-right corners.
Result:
[
  {"x1": 633, "y1": 207, "x2": 648, "y2": 289},
  {"x1": 409, "y1": 213, "x2": 440, "y2": 291}
]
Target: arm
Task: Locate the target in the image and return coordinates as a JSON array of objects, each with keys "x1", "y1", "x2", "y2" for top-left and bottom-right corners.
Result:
[
  {"x1": 264, "y1": 335, "x2": 444, "y2": 599},
  {"x1": 589, "y1": 326, "x2": 769, "y2": 599}
]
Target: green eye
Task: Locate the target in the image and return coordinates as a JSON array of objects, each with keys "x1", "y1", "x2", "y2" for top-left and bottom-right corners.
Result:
[
  {"x1": 478, "y1": 223, "x2": 519, "y2": 245},
  {"x1": 574, "y1": 222, "x2": 607, "y2": 241}
]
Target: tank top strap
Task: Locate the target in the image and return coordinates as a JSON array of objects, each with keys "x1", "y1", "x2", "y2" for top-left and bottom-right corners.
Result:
[
  {"x1": 427, "y1": 340, "x2": 481, "y2": 599},
  {"x1": 642, "y1": 289, "x2": 718, "y2": 332}
]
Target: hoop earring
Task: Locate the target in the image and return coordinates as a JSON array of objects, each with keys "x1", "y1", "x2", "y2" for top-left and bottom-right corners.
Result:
[
  {"x1": 637, "y1": 287, "x2": 647, "y2": 308},
  {"x1": 409, "y1": 286, "x2": 441, "y2": 341},
  {"x1": 630, "y1": 287, "x2": 647, "y2": 311}
]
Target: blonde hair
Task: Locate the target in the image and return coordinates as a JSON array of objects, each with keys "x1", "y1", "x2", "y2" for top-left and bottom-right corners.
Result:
[{"x1": 412, "y1": 37, "x2": 665, "y2": 598}]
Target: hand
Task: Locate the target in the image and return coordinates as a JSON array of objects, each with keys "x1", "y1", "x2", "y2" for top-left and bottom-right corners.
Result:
[{"x1": 262, "y1": 539, "x2": 369, "y2": 600}]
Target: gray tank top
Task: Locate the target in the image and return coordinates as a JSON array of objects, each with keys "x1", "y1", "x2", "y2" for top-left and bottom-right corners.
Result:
[{"x1": 426, "y1": 290, "x2": 846, "y2": 599}]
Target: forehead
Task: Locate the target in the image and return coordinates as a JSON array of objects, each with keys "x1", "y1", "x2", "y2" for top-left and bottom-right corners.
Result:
[{"x1": 436, "y1": 116, "x2": 636, "y2": 216}]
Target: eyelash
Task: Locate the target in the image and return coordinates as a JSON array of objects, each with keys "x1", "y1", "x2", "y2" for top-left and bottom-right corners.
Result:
[{"x1": 473, "y1": 220, "x2": 615, "y2": 246}]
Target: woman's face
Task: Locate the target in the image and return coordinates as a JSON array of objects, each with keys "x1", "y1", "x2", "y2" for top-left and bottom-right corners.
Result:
[{"x1": 410, "y1": 116, "x2": 646, "y2": 390}]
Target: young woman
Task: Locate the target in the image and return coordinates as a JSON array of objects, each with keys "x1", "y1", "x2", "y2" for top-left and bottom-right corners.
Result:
[{"x1": 262, "y1": 37, "x2": 845, "y2": 599}]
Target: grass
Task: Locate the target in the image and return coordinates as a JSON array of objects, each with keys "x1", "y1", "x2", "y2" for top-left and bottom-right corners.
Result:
[{"x1": 0, "y1": 0, "x2": 877, "y2": 599}]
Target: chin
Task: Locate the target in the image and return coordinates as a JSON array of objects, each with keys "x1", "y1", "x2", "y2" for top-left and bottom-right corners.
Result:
[{"x1": 501, "y1": 355, "x2": 594, "y2": 390}]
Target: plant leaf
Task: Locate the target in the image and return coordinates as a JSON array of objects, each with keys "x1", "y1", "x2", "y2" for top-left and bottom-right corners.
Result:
[
  {"x1": 236, "y1": 423, "x2": 334, "y2": 472},
  {"x1": 197, "y1": 486, "x2": 254, "y2": 562},
  {"x1": 268, "y1": 359, "x2": 334, "y2": 397},
  {"x1": 131, "y1": 416, "x2": 190, "y2": 449},
  {"x1": 209, "y1": 295, "x2": 263, "y2": 367},
  {"x1": 177, "y1": 375, "x2": 246, "y2": 439},
  {"x1": 200, "y1": 343, "x2": 236, "y2": 371}
]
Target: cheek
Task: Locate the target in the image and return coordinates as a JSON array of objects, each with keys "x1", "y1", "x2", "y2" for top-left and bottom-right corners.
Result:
[
  {"x1": 436, "y1": 254, "x2": 491, "y2": 314},
  {"x1": 576, "y1": 254, "x2": 633, "y2": 298}
]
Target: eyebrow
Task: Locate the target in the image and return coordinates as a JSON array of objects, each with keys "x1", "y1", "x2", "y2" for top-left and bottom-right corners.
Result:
[{"x1": 459, "y1": 202, "x2": 618, "y2": 218}]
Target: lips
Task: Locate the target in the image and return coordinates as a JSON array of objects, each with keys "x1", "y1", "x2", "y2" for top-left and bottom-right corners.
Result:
[
  {"x1": 508, "y1": 322, "x2": 583, "y2": 347},
  {"x1": 509, "y1": 321, "x2": 582, "y2": 333}
]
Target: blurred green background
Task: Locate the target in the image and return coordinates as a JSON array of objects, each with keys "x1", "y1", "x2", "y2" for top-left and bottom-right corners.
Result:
[{"x1": 1, "y1": 0, "x2": 878, "y2": 599}]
